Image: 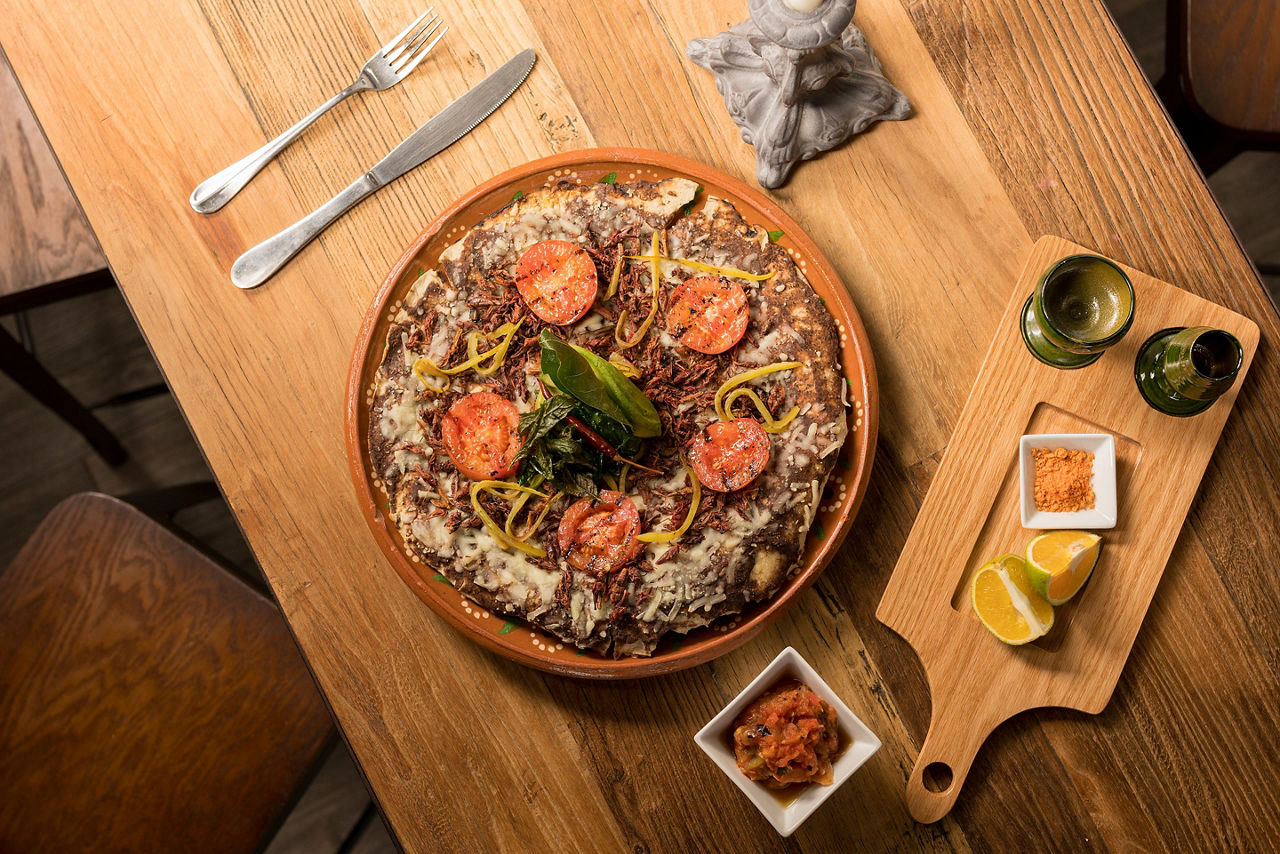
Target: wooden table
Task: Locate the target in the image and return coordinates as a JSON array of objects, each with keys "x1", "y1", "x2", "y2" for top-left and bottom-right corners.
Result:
[{"x1": 5, "y1": 0, "x2": 1278, "y2": 849}]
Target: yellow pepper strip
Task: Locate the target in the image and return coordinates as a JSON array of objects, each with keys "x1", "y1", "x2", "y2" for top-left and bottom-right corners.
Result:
[
  {"x1": 622, "y1": 253, "x2": 775, "y2": 282},
  {"x1": 506, "y1": 490, "x2": 559, "y2": 542},
  {"x1": 503, "y1": 474, "x2": 546, "y2": 537},
  {"x1": 607, "y1": 352, "x2": 641, "y2": 379},
  {"x1": 412, "y1": 317, "x2": 525, "y2": 392},
  {"x1": 637, "y1": 466, "x2": 701, "y2": 543},
  {"x1": 606, "y1": 255, "x2": 623, "y2": 299},
  {"x1": 713, "y1": 361, "x2": 803, "y2": 421},
  {"x1": 471, "y1": 480, "x2": 549, "y2": 557},
  {"x1": 722, "y1": 387, "x2": 801, "y2": 434},
  {"x1": 602, "y1": 474, "x2": 619, "y2": 492},
  {"x1": 469, "y1": 317, "x2": 524, "y2": 376},
  {"x1": 412, "y1": 359, "x2": 452, "y2": 393},
  {"x1": 615, "y1": 230, "x2": 663, "y2": 350}
]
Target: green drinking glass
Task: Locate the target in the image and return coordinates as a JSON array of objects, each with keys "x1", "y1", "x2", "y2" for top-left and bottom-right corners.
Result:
[
  {"x1": 1020, "y1": 255, "x2": 1136, "y2": 369},
  {"x1": 1134, "y1": 326, "x2": 1243, "y2": 416}
]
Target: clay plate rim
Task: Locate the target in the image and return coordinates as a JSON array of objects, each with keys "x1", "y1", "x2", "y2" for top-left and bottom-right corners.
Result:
[{"x1": 345, "y1": 147, "x2": 878, "y2": 678}]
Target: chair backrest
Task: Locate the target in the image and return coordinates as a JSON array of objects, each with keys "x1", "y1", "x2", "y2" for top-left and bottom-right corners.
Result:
[
  {"x1": 0, "y1": 493, "x2": 334, "y2": 853},
  {"x1": 1179, "y1": 0, "x2": 1280, "y2": 135}
]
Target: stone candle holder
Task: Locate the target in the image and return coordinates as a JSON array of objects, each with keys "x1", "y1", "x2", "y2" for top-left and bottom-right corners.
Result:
[{"x1": 688, "y1": 0, "x2": 911, "y2": 188}]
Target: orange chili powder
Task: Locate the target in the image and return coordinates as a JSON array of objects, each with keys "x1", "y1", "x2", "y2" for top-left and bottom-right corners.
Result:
[{"x1": 1031, "y1": 447, "x2": 1095, "y2": 512}]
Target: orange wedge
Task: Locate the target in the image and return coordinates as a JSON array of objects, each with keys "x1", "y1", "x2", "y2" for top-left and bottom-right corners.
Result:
[
  {"x1": 970, "y1": 553, "x2": 1055, "y2": 645},
  {"x1": 1026, "y1": 531, "x2": 1101, "y2": 606}
]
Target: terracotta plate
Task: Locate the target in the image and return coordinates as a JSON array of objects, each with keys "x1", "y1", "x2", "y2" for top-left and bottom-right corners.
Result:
[{"x1": 346, "y1": 148, "x2": 877, "y2": 678}]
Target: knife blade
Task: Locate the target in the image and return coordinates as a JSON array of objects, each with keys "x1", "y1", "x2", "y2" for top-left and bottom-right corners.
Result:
[{"x1": 230, "y1": 48, "x2": 536, "y2": 290}]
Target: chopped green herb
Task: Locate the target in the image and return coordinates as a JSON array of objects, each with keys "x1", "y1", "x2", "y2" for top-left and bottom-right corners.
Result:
[
  {"x1": 511, "y1": 189, "x2": 524, "y2": 202},
  {"x1": 499, "y1": 622, "x2": 518, "y2": 635},
  {"x1": 767, "y1": 229, "x2": 784, "y2": 243},
  {"x1": 681, "y1": 186, "x2": 705, "y2": 216},
  {"x1": 599, "y1": 171, "x2": 617, "y2": 184},
  {"x1": 432, "y1": 573, "x2": 449, "y2": 582}
]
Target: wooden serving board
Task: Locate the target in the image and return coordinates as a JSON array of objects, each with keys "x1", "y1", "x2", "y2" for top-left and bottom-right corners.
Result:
[{"x1": 876, "y1": 235, "x2": 1260, "y2": 823}]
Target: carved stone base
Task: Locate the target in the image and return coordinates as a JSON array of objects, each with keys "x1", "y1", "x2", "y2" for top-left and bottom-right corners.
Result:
[{"x1": 689, "y1": 20, "x2": 911, "y2": 189}]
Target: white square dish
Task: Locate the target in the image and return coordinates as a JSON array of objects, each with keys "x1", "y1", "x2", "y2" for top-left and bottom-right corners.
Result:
[
  {"x1": 692, "y1": 647, "x2": 881, "y2": 836},
  {"x1": 1019, "y1": 433, "x2": 1117, "y2": 529}
]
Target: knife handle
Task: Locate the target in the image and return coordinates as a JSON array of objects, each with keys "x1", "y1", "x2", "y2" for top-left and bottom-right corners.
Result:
[{"x1": 230, "y1": 172, "x2": 381, "y2": 290}]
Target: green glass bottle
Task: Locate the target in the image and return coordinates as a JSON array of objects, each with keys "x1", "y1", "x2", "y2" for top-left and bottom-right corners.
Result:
[
  {"x1": 1021, "y1": 255, "x2": 1136, "y2": 369},
  {"x1": 1134, "y1": 326, "x2": 1243, "y2": 416}
]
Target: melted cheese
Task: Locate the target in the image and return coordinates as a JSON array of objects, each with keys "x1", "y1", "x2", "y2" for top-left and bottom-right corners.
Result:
[{"x1": 380, "y1": 386, "x2": 424, "y2": 447}]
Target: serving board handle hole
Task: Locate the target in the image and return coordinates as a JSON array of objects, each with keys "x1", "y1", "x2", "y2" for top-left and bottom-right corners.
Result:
[{"x1": 905, "y1": 698, "x2": 998, "y2": 823}]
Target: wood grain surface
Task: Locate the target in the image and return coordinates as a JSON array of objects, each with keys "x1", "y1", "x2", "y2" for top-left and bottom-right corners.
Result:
[
  {"x1": 0, "y1": 53, "x2": 104, "y2": 299},
  {"x1": 1, "y1": 0, "x2": 1278, "y2": 850},
  {"x1": 0, "y1": 494, "x2": 333, "y2": 853},
  {"x1": 878, "y1": 235, "x2": 1261, "y2": 822}
]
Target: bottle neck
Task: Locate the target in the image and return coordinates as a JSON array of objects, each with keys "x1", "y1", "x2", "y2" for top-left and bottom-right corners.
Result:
[{"x1": 1160, "y1": 326, "x2": 1241, "y2": 402}]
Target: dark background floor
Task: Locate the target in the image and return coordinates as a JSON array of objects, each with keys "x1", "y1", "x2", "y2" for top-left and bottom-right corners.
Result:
[{"x1": 1, "y1": 2, "x2": 1275, "y2": 852}]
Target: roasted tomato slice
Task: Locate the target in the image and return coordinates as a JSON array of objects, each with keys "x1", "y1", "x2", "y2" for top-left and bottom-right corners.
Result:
[
  {"x1": 666, "y1": 275, "x2": 749, "y2": 354},
  {"x1": 688, "y1": 419, "x2": 771, "y2": 492},
  {"x1": 439, "y1": 391, "x2": 522, "y2": 481},
  {"x1": 557, "y1": 490, "x2": 643, "y2": 573},
  {"x1": 515, "y1": 240, "x2": 598, "y2": 325}
]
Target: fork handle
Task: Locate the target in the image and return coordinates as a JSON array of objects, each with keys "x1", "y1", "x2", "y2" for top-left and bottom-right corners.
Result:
[
  {"x1": 229, "y1": 171, "x2": 380, "y2": 289},
  {"x1": 190, "y1": 81, "x2": 368, "y2": 214}
]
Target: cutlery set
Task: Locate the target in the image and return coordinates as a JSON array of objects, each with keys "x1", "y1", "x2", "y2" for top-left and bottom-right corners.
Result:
[{"x1": 190, "y1": 8, "x2": 535, "y2": 288}]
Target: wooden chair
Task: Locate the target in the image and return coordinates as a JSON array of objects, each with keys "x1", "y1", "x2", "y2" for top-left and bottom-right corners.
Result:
[
  {"x1": 0, "y1": 493, "x2": 336, "y2": 853},
  {"x1": 1155, "y1": 0, "x2": 1280, "y2": 278},
  {"x1": 1156, "y1": 0, "x2": 1280, "y2": 174},
  {"x1": 1, "y1": 52, "x2": 130, "y2": 463}
]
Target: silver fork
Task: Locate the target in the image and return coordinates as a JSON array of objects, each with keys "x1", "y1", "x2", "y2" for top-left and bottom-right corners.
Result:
[{"x1": 190, "y1": 8, "x2": 447, "y2": 213}]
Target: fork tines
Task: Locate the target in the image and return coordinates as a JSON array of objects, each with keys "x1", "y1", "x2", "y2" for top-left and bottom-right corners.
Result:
[{"x1": 384, "y1": 8, "x2": 448, "y2": 76}]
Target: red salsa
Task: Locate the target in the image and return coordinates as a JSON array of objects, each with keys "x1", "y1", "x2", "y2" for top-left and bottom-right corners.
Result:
[{"x1": 732, "y1": 680, "x2": 839, "y2": 789}]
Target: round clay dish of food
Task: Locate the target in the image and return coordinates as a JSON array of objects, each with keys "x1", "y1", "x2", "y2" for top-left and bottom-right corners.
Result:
[{"x1": 346, "y1": 148, "x2": 878, "y2": 678}]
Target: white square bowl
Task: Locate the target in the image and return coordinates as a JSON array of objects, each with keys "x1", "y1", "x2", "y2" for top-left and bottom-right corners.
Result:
[
  {"x1": 693, "y1": 647, "x2": 881, "y2": 836},
  {"x1": 1019, "y1": 433, "x2": 1117, "y2": 529}
]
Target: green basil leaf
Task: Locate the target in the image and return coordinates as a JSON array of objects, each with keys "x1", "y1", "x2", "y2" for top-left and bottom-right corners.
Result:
[
  {"x1": 539, "y1": 331, "x2": 629, "y2": 424},
  {"x1": 573, "y1": 404, "x2": 644, "y2": 459},
  {"x1": 515, "y1": 393, "x2": 577, "y2": 462},
  {"x1": 542, "y1": 433, "x2": 578, "y2": 459},
  {"x1": 556, "y1": 469, "x2": 600, "y2": 499},
  {"x1": 538, "y1": 330, "x2": 662, "y2": 438}
]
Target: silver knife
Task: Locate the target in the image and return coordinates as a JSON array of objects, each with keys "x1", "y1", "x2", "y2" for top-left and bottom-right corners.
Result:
[{"x1": 230, "y1": 48, "x2": 536, "y2": 290}]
